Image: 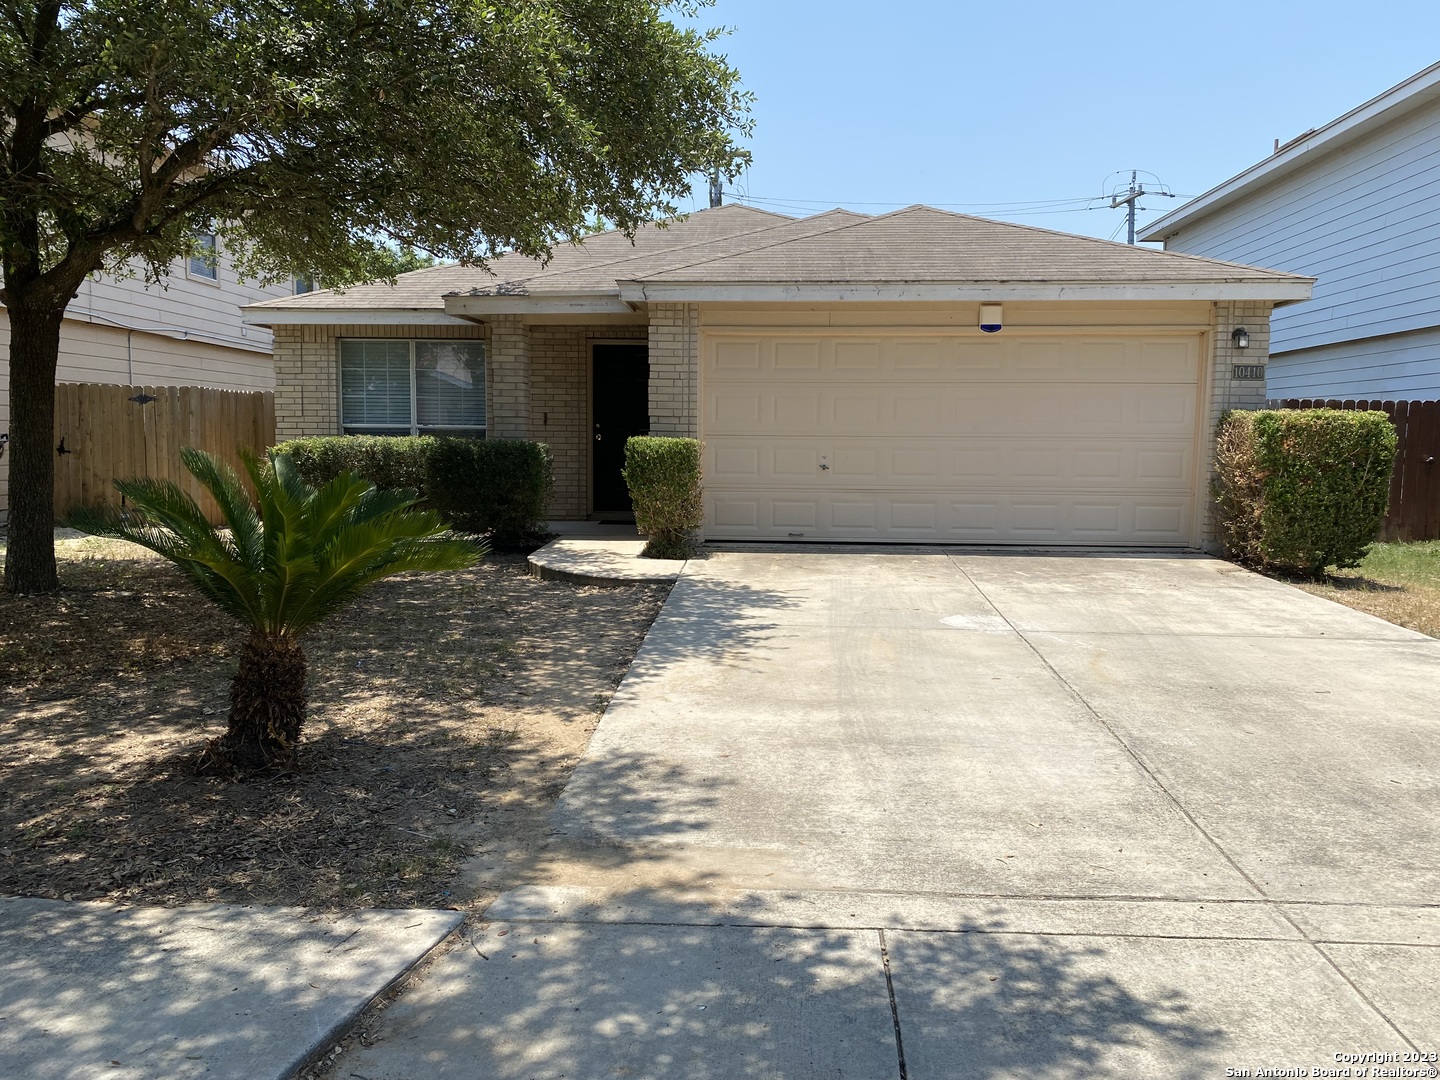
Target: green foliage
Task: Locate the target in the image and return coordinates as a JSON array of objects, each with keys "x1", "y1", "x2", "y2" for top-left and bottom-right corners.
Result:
[
  {"x1": 1213, "y1": 410, "x2": 1397, "y2": 577},
  {"x1": 272, "y1": 435, "x2": 554, "y2": 544},
  {"x1": 623, "y1": 436, "x2": 702, "y2": 559},
  {"x1": 65, "y1": 449, "x2": 483, "y2": 637},
  {"x1": 274, "y1": 436, "x2": 436, "y2": 496},
  {"x1": 1, "y1": 0, "x2": 752, "y2": 593},
  {"x1": 0, "y1": 1, "x2": 753, "y2": 302},
  {"x1": 426, "y1": 439, "x2": 554, "y2": 546}
]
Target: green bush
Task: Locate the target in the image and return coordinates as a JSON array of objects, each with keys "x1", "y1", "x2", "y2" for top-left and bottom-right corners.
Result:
[
  {"x1": 1213, "y1": 409, "x2": 1397, "y2": 577},
  {"x1": 425, "y1": 438, "x2": 553, "y2": 545},
  {"x1": 273, "y1": 435, "x2": 435, "y2": 495},
  {"x1": 623, "y1": 436, "x2": 702, "y2": 559},
  {"x1": 271, "y1": 435, "x2": 553, "y2": 544}
]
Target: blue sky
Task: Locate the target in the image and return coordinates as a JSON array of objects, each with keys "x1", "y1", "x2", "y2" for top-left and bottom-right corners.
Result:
[{"x1": 679, "y1": 1, "x2": 1440, "y2": 243}]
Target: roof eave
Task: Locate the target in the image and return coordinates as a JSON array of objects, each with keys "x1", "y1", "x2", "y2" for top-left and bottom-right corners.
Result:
[
  {"x1": 1139, "y1": 60, "x2": 1440, "y2": 242},
  {"x1": 442, "y1": 292, "x2": 632, "y2": 317},
  {"x1": 616, "y1": 280, "x2": 1315, "y2": 304},
  {"x1": 239, "y1": 306, "x2": 464, "y2": 327}
]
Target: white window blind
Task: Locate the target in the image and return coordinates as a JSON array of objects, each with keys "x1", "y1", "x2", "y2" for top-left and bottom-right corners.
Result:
[{"x1": 339, "y1": 339, "x2": 485, "y2": 436}]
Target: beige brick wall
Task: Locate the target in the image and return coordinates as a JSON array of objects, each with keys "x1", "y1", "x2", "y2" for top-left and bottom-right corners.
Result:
[
  {"x1": 487, "y1": 315, "x2": 530, "y2": 439},
  {"x1": 529, "y1": 324, "x2": 646, "y2": 519},
  {"x1": 1202, "y1": 300, "x2": 1273, "y2": 548},
  {"x1": 272, "y1": 322, "x2": 487, "y2": 440},
  {"x1": 647, "y1": 302, "x2": 700, "y2": 437}
]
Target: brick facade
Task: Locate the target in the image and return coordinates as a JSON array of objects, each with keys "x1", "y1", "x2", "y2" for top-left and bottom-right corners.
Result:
[
  {"x1": 529, "y1": 324, "x2": 646, "y2": 518},
  {"x1": 647, "y1": 302, "x2": 700, "y2": 437},
  {"x1": 272, "y1": 300, "x2": 1274, "y2": 544},
  {"x1": 272, "y1": 322, "x2": 487, "y2": 441},
  {"x1": 1203, "y1": 300, "x2": 1274, "y2": 548}
]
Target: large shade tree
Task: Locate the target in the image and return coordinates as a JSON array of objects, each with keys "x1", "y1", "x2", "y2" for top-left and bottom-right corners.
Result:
[{"x1": 0, "y1": 0, "x2": 751, "y2": 593}]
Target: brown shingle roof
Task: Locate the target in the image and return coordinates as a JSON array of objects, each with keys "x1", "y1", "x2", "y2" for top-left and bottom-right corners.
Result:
[
  {"x1": 463, "y1": 208, "x2": 870, "y2": 296},
  {"x1": 245, "y1": 204, "x2": 790, "y2": 310},
  {"x1": 635, "y1": 205, "x2": 1304, "y2": 285},
  {"x1": 246, "y1": 203, "x2": 1310, "y2": 317}
]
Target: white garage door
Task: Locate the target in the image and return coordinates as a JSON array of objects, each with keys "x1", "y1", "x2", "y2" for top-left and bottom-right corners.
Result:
[{"x1": 702, "y1": 331, "x2": 1203, "y2": 545}]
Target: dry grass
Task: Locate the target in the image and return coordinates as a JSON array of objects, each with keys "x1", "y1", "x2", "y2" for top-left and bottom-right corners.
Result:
[
  {"x1": 0, "y1": 535, "x2": 669, "y2": 909},
  {"x1": 1295, "y1": 540, "x2": 1440, "y2": 638}
]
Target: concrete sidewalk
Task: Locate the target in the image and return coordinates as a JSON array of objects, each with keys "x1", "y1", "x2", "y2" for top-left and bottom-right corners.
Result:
[
  {"x1": 0, "y1": 898, "x2": 461, "y2": 1080},
  {"x1": 321, "y1": 551, "x2": 1440, "y2": 1078}
]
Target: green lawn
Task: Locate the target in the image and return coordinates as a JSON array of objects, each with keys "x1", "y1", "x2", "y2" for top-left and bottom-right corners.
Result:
[{"x1": 1298, "y1": 540, "x2": 1440, "y2": 638}]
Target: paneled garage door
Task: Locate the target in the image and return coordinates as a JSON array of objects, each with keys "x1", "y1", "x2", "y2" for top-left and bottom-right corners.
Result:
[{"x1": 702, "y1": 331, "x2": 1203, "y2": 545}]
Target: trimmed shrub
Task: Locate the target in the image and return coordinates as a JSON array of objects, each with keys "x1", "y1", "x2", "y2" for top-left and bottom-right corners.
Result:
[
  {"x1": 624, "y1": 436, "x2": 702, "y2": 559},
  {"x1": 1211, "y1": 413, "x2": 1266, "y2": 566},
  {"x1": 271, "y1": 435, "x2": 553, "y2": 544},
  {"x1": 1213, "y1": 409, "x2": 1396, "y2": 577},
  {"x1": 425, "y1": 438, "x2": 554, "y2": 545},
  {"x1": 273, "y1": 435, "x2": 435, "y2": 495}
]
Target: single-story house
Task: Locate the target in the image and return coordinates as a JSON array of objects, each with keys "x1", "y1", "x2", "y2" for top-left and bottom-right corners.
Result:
[
  {"x1": 1140, "y1": 60, "x2": 1440, "y2": 401},
  {"x1": 242, "y1": 204, "x2": 1311, "y2": 548}
]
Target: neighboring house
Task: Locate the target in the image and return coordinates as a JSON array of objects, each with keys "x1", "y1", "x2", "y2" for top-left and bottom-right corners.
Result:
[
  {"x1": 243, "y1": 204, "x2": 1309, "y2": 548},
  {"x1": 0, "y1": 232, "x2": 299, "y2": 517},
  {"x1": 1139, "y1": 61, "x2": 1440, "y2": 401}
]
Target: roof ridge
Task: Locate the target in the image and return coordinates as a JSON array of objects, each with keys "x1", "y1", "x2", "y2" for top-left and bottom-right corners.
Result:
[
  {"x1": 944, "y1": 207, "x2": 1301, "y2": 277},
  {"x1": 623, "y1": 207, "x2": 885, "y2": 280},
  {"x1": 454, "y1": 206, "x2": 799, "y2": 295}
]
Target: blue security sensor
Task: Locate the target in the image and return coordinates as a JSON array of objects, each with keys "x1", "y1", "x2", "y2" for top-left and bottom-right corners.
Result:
[{"x1": 979, "y1": 303, "x2": 1003, "y2": 333}]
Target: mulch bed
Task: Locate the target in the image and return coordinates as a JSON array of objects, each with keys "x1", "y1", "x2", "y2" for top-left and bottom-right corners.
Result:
[{"x1": 0, "y1": 538, "x2": 669, "y2": 909}]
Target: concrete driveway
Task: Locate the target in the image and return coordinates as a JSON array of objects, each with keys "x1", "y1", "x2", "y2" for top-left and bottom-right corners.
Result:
[{"x1": 342, "y1": 551, "x2": 1440, "y2": 1079}]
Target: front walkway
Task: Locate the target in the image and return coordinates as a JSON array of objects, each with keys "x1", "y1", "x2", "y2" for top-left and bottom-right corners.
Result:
[{"x1": 336, "y1": 550, "x2": 1440, "y2": 1078}]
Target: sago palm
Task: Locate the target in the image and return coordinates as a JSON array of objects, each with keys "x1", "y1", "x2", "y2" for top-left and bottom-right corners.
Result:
[{"x1": 68, "y1": 448, "x2": 483, "y2": 775}]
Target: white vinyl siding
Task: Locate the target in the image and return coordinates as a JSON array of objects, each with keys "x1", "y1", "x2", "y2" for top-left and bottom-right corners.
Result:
[
  {"x1": 702, "y1": 330, "x2": 1202, "y2": 545},
  {"x1": 339, "y1": 339, "x2": 485, "y2": 436},
  {"x1": 1159, "y1": 100, "x2": 1440, "y2": 362}
]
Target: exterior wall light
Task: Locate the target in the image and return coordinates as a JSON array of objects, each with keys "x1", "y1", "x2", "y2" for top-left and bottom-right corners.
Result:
[
  {"x1": 1231, "y1": 326, "x2": 1250, "y2": 350},
  {"x1": 979, "y1": 303, "x2": 1003, "y2": 333}
]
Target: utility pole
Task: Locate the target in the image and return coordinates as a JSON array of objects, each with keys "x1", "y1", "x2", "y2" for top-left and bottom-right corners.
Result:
[
  {"x1": 1107, "y1": 170, "x2": 1180, "y2": 244},
  {"x1": 709, "y1": 171, "x2": 723, "y2": 208},
  {"x1": 1110, "y1": 170, "x2": 1142, "y2": 245}
]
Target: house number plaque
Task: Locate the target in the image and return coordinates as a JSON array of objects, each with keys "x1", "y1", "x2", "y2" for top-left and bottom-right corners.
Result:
[{"x1": 1231, "y1": 364, "x2": 1266, "y2": 381}]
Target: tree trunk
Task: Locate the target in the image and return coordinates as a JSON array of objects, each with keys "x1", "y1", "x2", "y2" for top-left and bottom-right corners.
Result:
[
  {"x1": 197, "y1": 632, "x2": 309, "y2": 776},
  {"x1": 3, "y1": 301, "x2": 64, "y2": 594}
]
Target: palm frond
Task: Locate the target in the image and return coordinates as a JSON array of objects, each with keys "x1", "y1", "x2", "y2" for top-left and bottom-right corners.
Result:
[
  {"x1": 69, "y1": 449, "x2": 484, "y2": 640},
  {"x1": 186, "y1": 447, "x2": 264, "y2": 574}
]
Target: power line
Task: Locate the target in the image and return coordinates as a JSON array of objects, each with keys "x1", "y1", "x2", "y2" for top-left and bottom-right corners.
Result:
[
  {"x1": 1104, "y1": 169, "x2": 1182, "y2": 244},
  {"x1": 724, "y1": 187, "x2": 1192, "y2": 225}
]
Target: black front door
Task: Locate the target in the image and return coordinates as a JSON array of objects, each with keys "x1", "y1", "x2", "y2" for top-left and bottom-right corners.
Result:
[{"x1": 592, "y1": 344, "x2": 650, "y2": 512}]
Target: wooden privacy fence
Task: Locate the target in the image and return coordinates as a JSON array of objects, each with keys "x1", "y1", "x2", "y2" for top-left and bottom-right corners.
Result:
[
  {"x1": 1267, "y1": 398, "x2": 1440, "y2": 542},
  {"x1": 53, "y1": 382, "x2": 276, "y2": 525}
]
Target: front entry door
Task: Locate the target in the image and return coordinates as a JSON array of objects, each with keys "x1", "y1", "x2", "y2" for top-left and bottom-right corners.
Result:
[{"x1": 592, "y1": 344, "x2": 650, "y2": 512}]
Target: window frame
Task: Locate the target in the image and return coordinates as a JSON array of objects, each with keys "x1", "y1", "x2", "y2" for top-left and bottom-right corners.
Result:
[
  {"x1": 187, "y1": 231, "x2": 220, "y2": 284},
  {"x1": 337, "y1": 338, "x2": 487, "y2": 437}
]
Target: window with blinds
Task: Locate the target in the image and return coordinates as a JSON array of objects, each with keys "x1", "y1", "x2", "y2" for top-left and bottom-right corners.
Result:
[{"x1": 339, "y1": 339, "x2": 485, "y2": 436}]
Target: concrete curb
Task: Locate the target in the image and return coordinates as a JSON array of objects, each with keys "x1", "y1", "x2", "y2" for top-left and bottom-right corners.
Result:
[
  {"x1": 527, "y1": 538, "x2": 685, "y2": 586},
  {"x1": 0, "y1": 898, "x2": 465, "y2": 1080}
]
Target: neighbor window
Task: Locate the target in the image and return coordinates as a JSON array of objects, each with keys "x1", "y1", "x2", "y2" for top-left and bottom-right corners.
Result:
[
  {"x1": 293, "y1": 273, "x2": 317, "y2": 294},
  {"x1": 189, "y1": 232, "x2": 219, "y2": 280},
  {"x1": 339, "y1": 339, "x2": 486, "y2": 436}
]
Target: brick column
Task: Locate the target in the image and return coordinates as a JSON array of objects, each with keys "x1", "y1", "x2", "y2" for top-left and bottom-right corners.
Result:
[
  {"x1": 1202, "y1": 300, "x2": 1274, "y2": 548},
  {"x1": 272, "y1": 325, "x2": 339, "y2": 439},
  {"x1": 487, "y1": 315, "x2": 531, "y2": 438},
  {"x1": 646, "y1": 302, "x2": 700, "y2": 437}
]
